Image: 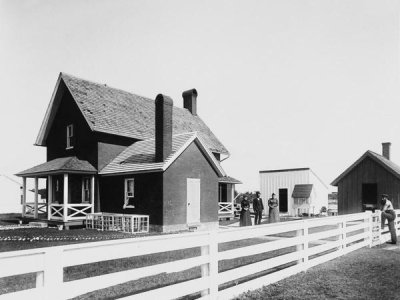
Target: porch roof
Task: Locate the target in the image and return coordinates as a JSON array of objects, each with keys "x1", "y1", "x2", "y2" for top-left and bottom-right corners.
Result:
[
  {"x1": 17, "y1": 156, "x2": 97, "y2": 177},
  {"x1": 218, "y1": 176, "x2": 242, "y2": 184}
]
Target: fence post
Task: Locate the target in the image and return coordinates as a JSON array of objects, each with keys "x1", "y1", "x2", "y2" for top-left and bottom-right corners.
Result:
[
  {"x1": 209, "y1": 230, "x2": 219, "y2": 298},
  {"x1": 201, "y1": 230, "x2": 219, "y2": 298},
  {"x1": 200, "y1": 241, "x2": 210, "y2": 297},
  {"x1": 39, "y1": 247, "x2": 64, "y2": 299},
  {"x1": 296, "y1": 220, "x2": 309, "y2": 271},
  {"x1": 340, "y1": 219, "x2": 346, "y2": 252}
]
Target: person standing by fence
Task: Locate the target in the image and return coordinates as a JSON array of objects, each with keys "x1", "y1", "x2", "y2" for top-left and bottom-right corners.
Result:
[
  {"x1": 380, "y1": 194, "x2": 397, "y2": 244},
  {"x1": 253, "y1": 192, "x2": 264, "y2": 225},
  {"x1": 240, "y1": 196, "x2": 252, "y2": 226},
  {"x1": 268, "y1": 193, "x2": 280, "y2": 223}
]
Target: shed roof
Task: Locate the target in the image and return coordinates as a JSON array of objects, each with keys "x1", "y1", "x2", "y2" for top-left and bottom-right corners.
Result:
[
  {"x1": 292, "y1": 184, "x2": 313, "y2": 198},
  {"x1": 17, "y1": 157, "x2": 97, "y2": 177},
  {"x1": 99, "y1": 132, "x2": 226, "y2": 176},
  {"x1": 35, "y1": 73, "x2": 229, "y2": 155},
  {"x1": 331, "y1": 150, "x2": 400, "y2": 186}
]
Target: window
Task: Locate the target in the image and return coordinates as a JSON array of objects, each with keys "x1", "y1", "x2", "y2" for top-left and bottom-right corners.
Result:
[
  {"x1": 82, "y1": 177, "x2": 91, "y2": 203},
  {"x1": 124, "y1": 178, "x2": 135, "y2": 208},
  {"x1": 66, "y1": 124, "x2": 74, "y2": 149}
]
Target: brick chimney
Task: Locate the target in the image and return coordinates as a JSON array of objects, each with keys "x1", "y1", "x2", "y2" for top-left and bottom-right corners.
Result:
[
  {"x1": 155, "y1": 94, "x2": 173, "y2": 162},
  {"x1": 382, "y1": 142, "x2": 391, "y2": 160},
  {"x1": 182, "y1": 89, "x2": 198, "y2": 116}
]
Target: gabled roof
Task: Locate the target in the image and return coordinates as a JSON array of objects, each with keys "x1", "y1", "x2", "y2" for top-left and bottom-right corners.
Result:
[
  {"x1": 99, "y1": 132, "x2": 226, "y2": 176},
  {"x1": 16, "y1": 157, "x2": 97, "y2": 177},
  {"x1": 292, "y1": 184, "x2": 313, "y2": 198},
  {"x1": 35, "y1": 73, "x2": 229, "y2": 155},
  {"x1": 331, "y1": 150, "x2": 400, "y2": 186}
]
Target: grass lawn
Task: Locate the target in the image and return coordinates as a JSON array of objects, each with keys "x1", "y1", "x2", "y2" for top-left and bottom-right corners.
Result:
[{"x1": 234, "y1": 244, "x2": 400, "y2": 300}]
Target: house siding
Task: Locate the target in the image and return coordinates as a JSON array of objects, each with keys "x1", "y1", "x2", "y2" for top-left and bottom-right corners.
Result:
[
  {"x1": 99, "y1": 172, "x2": 163, "y2": 225},
  {"x1": 163, "y1": 142, "x2": 219, "y2": 227},
  {"x1": 337, "y1": 156, "x2": 400, "y2": 214},
  {"x1": 46, "y1": 90, "x2": 98, "y2": 168}
]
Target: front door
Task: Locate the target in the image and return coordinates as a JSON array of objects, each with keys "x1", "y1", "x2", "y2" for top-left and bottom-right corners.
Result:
[
  {"x1": 279, "y1": 188, "x2": 288, "y2": 213},
  {"x1": 187, "y1": 178, "x2": 200, "y2": 224}
]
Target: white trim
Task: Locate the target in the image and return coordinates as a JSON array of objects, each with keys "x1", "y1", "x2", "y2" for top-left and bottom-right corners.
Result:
[
  {"x1": 35, "y1": 75, "x2": 63, "y2": 145},
  {"x1": 123, "y1": 178, "x2": 135, "y2": 209},
  {"x1": 81, "y1": 176, "x2": 91, "y2": 203},
  {"x1": 162, "y1": 132, "x2": 226, "y2": 177},
  {"x1": 66, "y1": 124, "x2": 74, "y2": 149}
]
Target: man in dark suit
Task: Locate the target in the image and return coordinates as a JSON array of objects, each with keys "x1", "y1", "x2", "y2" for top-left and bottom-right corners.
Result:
[{"x1": 253, "y1": 191, "x2": 264, "y2": 225}]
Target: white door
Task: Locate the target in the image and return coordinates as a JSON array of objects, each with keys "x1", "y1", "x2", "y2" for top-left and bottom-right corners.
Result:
[{"x1": 187, "y1": 178, "x2": 200, "y2": 224}]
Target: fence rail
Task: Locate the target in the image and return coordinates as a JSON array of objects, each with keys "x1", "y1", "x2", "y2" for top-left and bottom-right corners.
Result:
[{"x1": 1, "y1": 210, "x2": 399, "y2": 300}]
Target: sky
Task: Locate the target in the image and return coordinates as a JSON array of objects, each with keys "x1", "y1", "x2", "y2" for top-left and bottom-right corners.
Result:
[{"x1": 1, "y1": 0, "x2": 400, "y2": 192}]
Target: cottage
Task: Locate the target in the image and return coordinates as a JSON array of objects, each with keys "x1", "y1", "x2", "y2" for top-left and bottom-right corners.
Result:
[
  {"x1": 259, "y1": 168, "x2": 328, "y2": 217},
  {"x1": 17, "y1": 73, "x2": 240, "y2": 231},
  {"x1": 331, "y1": 142, "x2": 400, "y2": 215}
]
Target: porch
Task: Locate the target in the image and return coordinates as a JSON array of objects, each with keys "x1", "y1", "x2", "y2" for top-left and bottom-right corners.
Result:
[
  {"x1": 218, "y1": 176, "x2": 242, "y2": 220},
  {"x1": 17, "y1": 157, "x2": 97, "y2": 226}
]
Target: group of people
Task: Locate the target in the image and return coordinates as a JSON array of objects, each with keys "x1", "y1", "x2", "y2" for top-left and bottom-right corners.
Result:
[
  {"x1": 239, "y1": 192, "x2": 280, "y2": 226},
  {"x1": 239, "y1": 192, "x2": 397, "y2": 245}
]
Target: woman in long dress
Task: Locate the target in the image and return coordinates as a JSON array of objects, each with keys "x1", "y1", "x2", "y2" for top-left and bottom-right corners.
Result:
[
  {"x1": 268, "y1": 193, "x2": 280, "y2": 223},
  {"x1": 240, "y1": 196, "x2": 252, "y2": 226}
]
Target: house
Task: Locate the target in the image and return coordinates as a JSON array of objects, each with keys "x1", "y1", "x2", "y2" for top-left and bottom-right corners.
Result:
[
  {"x1": 17, "y1": 73, "x2": 240, "y2": 231},
  {"x1": 259, "y1": 168, "x2": 328, "y2": 217},
  {"x1": 331, "y1": 142, "x2": 400, "y2": 215}
]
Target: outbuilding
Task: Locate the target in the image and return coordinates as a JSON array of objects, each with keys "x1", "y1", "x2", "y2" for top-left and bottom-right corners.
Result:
[
  {"x1": 259, "y1": 168, "x2": 328, "y2": 217},
  {"x1": 331, "y1": 142, "x2": 400, "y2": 214}
]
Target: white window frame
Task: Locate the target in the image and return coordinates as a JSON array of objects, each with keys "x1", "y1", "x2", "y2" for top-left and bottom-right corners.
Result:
[
  {"x1": 82, "y1": 177, "x2": 90, "y2": 203},
  {"x1": 66, "y1": 124, "x2": 74, "y2": 149},
  {"x1": 124, "y1": 178, "x2": 135, "y2": 209}
]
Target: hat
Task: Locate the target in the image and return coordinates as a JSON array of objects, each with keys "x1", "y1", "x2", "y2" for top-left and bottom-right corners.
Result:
[{"x1": 382, "y1": 194, "x2": 389, "y2": 198}]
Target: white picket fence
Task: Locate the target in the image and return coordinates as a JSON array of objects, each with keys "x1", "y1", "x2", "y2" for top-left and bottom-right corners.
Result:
[{"x1": 0, "y1": 210, "x2": 399, "y2": 300}]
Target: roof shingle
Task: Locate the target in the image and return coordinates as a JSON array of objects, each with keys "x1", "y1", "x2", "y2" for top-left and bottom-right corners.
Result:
[{"x1": 59, "y1": 73, "x2": 228, "y2": 154}]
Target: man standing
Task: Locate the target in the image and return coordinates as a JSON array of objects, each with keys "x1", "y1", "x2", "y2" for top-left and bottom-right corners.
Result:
[
  {"x1": 253, "y1": 192, "x2": 264, "y2": 225},
  {"x1": 381, "y1": 194, "x2": 397, "y2": 245}
]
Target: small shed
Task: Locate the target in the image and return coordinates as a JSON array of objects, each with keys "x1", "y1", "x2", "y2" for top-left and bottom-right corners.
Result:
[
  {"x1": 331, "y1": 142, "x2": 400, "y2": 215},
  {"x1": 259, "y1": 168, "x2": 328, "y2": 216}
]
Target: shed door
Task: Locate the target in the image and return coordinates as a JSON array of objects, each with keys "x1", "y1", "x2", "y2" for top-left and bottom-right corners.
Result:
[
  {"x1": 187, "y1": 178, "x2": 201, "y2": 224},
  {"x1": 279, "y1": 188, "x2": 288, "y2": 213}
]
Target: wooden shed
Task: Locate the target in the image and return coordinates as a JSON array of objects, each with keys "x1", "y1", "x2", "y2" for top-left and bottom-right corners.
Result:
[
  {"x1": 259, "y1": 168, "x2": 328, "y2": 217},
  {"x1": 331, "y1": 143, "x2": 400, "y2": 215}
]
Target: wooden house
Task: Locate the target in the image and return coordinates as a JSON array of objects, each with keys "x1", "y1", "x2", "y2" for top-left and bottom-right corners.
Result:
[
  {"x1": 331, "y1": 143, "x2": 400, "y2": 215},
  {"x1": 17, "y1": 73, "x2": 240, "y2": 231},
  {"x1": 259, "y1": 168, "x2": 328, "y2": 217}
]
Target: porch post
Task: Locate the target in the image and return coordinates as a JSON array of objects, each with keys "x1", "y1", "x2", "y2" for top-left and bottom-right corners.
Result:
[
  {"x1": 63, "y1": 173, "x2": 68, "y2": 222},
  {"x1": 48, "y1": 176, "x2": 52, "y2": 221},
  {"x1": 91, "y1": 175, "x2": 95, "y2": 214},
  {"x1": 22, "y1": 177, "x2": 26, "y2": 217},
  {"x1": 34, "y1": 177, "x2": 39, "y2": 219}
]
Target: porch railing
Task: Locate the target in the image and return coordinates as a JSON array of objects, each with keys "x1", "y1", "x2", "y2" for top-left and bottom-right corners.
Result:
[
  {"x1": 23, "y1": 202, "x2": 47, "y2": 218},
  {"x1": 49, "y1": 203, "x2": 93, "y2": 222},
  {"x1": 218, "y1": 202, "x2": 234, "y2": 214}
]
